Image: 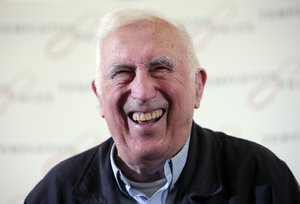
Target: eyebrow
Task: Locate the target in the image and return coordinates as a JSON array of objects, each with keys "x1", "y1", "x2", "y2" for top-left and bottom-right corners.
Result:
[
  {"x1": 106, "y1": 63, "x2": 134, "y2": 77},
  {"x1": 149, "y1": 55, "x2": 176, "y2": 69},
  {"x1": 105, "y1": 55, "x2": 176, "y2": 77}
]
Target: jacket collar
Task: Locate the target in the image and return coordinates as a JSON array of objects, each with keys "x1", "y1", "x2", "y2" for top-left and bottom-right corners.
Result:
[
  {"x1": 175, "y1": 122, "x2": 223, "y2": 202},
  {"x1": 71, "y1": 122, "x2": 223, "y2": 203},
  {"x1": 71, "y1": 138, "x2": 122, "y2": 203}
]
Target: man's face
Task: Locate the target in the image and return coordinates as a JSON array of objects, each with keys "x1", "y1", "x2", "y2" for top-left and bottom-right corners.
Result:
[{"x1": 96, "y1": 21, "x2": 206, "y2": 166}]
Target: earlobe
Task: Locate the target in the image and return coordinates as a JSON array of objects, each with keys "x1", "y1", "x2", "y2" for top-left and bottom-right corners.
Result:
[
  {"x1": 99, "y1": 107, "x2": 105, "y2": 118},
  {"x1": 194, "y1": 68, "x2": 207, "y2": 109}
]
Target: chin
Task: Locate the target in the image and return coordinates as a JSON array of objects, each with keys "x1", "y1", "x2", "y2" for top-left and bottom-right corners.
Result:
[{"x1": 133, "y1": 146, "x2": 169, "y2": 162}]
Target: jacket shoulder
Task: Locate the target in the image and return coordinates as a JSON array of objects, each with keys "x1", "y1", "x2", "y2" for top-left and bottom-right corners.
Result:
[
  {"x1": 199, "y1": 126, "x2": 282, "y2": 165},
  {"x1": 25, "y1": 138, "x2": 114, "y2": 203},
  {"x1": 199, "y1": 125, "x2": 299, "y2": 199}
]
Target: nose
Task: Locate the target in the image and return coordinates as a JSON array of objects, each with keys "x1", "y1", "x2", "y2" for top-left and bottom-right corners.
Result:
[{"x1": 130, "y1": 68, "x2": 157, "y2": 103}]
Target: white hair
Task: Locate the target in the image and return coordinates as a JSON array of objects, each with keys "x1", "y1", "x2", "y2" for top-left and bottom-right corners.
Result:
[{"x1": 94, "y1": 9, "x2": 200, "y2": 95}]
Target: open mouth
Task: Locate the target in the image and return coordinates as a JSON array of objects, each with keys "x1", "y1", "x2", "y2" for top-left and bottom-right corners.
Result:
[{"x1": 129, "y1": 109, "x2": 165, "y2": 124}]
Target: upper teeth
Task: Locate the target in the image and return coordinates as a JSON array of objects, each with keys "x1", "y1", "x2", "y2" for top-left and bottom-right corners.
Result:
[{"x1": 132, "y1": 109, "x2": 163, "y2": 122}]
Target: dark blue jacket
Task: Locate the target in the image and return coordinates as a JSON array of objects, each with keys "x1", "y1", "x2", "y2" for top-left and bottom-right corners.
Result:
[{"x1": 25, "y1": 123, "x2": 300, "y2": 203}]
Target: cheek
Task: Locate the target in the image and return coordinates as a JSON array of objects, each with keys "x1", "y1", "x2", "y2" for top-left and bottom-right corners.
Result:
[
  {"x1": 165, "y1": 75, "x2": 195, "y2": 103},
  {"x1": 101, "y1": 84, "x2": 128, "y2": 119},
  {"x1": 100, "y1": 83, "x2": 115, "y2": 114},
  {"x1": 102, "y1": 91, "x2": 129, "y2": 137},
  {"x1": 102, "y1": 92, "x2": 119, "y2": 115},
  {"x1": 165, "y1": 78, "x2": 196, "y2": 119}
]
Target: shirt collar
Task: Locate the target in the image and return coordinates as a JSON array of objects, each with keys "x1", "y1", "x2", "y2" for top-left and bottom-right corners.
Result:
[{"x1": 110, "y1": 136, "x2": 191, "y2": 196}]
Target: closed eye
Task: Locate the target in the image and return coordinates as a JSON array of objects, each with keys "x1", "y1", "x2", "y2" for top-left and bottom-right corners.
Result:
[
  {"x1": 109, "y1": 64, "x2": 135, "y2": 82},
  {"x1": 149, "y1": 55, "x2": 175, "y2": 77},
  {"x1": 151, "y1": 66, "x2": 171, "y2": 73},
  {"x1": 112, "y1": 69, "x2": 134, "y2": 77},
  {"x1": 149, "y1": 65, "x2": 173, "y2": 78}
]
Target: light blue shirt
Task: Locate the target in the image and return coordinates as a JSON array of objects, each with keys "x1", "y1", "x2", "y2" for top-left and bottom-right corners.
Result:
[{"x1": 110, "y1": 136, "x2": 190, "y2": 204}]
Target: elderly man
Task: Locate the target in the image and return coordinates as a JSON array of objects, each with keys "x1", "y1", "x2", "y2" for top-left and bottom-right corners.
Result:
[{"x1": 25, "y1": 9, "x2": 300, "y2": 204}]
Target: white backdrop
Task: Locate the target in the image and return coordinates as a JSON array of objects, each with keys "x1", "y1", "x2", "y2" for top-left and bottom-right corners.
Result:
[{"x1": 1, "y1": 0, "x2": 300, "y2": 203}]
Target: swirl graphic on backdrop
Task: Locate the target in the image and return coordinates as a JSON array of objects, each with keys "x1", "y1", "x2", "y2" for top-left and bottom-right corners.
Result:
[
  {"x1": 189, "y1": 0, "x2": 237, "y2": 53},
  {"x1": 43, "y1": 1, "x2": 238, "y2": 60},
  {"x1": 44, "y1": 11, "x2": 102, "y2": 60},
  {"x1": 0, "y1": 70, "x2": 36, "y2": 117},
  {"x1": 246, "y1": 56, "x2": 300, "y2": 111},
  {"x1": 41, "y1": 130, "x2": 103, "y2": 174}
]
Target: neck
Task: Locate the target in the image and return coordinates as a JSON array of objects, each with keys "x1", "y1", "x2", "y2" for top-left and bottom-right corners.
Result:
[{"x1": 115, "y1": 154, "x2": 166, "y2": 183}]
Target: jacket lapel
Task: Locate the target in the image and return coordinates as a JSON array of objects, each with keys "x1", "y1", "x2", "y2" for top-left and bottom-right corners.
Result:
[
  {"x1": 174, "y1": 122, "x2": 223, "y2": 203},
  {"x1": 71, "y1": 138, "x2": 122, "y2": 204}
]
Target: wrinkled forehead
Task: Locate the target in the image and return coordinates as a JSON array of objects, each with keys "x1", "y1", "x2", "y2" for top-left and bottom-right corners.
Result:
[
  {"x1": 105, "y1": 19, "x2": 187, "y2": 53},
  {"x1": 100, "y1": 20, "x2": 187, "y2": 66},
  {"x1": 98, "y1": 14, "x2": 182, "y2": 39},
  {"x1": 134, "y1": 18, "x2": 178, "y2": 31},
  {"x1": 105, "y1": 18, "x2": 184, "y2": 45}
]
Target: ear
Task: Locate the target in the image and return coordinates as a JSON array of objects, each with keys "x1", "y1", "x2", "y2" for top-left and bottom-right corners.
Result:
[
  {"x1": 194, "y1": 68, "x2": 207, "y2": 109},
  {"x1": 91, "y1": 80, "x2": 105, "y2": 118},
  {"x1": 91, "y1": 80, "x2": 98, "y2": 96}
]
